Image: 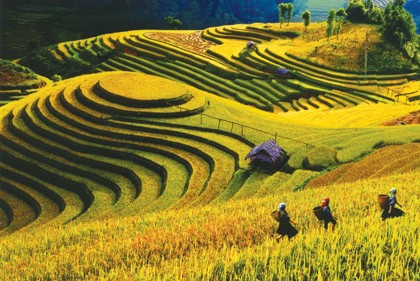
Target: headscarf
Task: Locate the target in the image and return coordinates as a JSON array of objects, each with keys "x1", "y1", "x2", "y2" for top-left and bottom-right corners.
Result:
[
  {"x1": 278, "y1": 202, "x2": 286, "y2": 211},
  {"x1": 389, "y1": 187, "x2": 397, "y2": 198}
]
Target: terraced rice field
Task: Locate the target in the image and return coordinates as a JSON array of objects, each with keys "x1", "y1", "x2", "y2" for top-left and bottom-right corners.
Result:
[
  {"x1": 1, "y1": 21, "x2": 419, "y2": 280},
  {"x1": 37, "y1": 23, "x2": 420, "y2": 115},
  {"x1": 306, "y1": 143, "x2": 420, "y2": 188},
  {"x1": 1, "y1": 70, "x2": 419, "y2": 235},
  {"x1": 0, "y1": 72, "x2": 260, "y2": 234},
  {"x1": 0, "y1": 170, "x2": 418, "y2": 280}
]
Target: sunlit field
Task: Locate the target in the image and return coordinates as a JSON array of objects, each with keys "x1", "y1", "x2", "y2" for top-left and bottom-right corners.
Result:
[
  {"x1": 0, "y1": 6, "x2": 419, "y2": 279},
  {"x1": 0, "y1": 172, "x2": 418, "y2": 280}
]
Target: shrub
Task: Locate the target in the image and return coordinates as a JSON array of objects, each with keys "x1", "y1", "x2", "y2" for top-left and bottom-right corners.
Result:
[
  {"x1": 52, "y1": 74, "x2": 62, "y2": 82},
  {"x1": 346, "y1": 0, "x2": 368, "y2": 22},
  {"x1": 0, "y1": 59, "x2": 38, "y2": 81},
  {"x1": 367, "y1": 42, "x2": 418, "y2": 73},
  {"x1": 302, "y1": 146, "x2": 338, "y2": 171}
]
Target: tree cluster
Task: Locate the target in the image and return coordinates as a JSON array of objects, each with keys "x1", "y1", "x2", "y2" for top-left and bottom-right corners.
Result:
[
  {"x1": 345, "y1": 0, "x2": 418, "y2": 61},
  {"x1": 381, "y1": 0, "x2": 419, "y2": 60},
  {"x1": 278, "y1": 3, "x2": 294, "y2": 28},
  {"x1": 324, "y1": 8, "x2": 347, "y2": 42},
  {"x1": 345, "y1": 0, "x2": 384, "y2": 24}
]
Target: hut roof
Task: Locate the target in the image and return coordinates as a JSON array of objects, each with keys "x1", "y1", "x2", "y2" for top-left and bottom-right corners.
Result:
[
  {"x1": 245, "y1": 139, "x2": 285, "y2": 164},
  {"x1": 275, "y1": 68, "x2": 290, "y2": 75}
]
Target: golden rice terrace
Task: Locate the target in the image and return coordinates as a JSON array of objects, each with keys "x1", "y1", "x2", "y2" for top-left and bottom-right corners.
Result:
[{"x1": 0, "y1": 72, "x2": 257, "y2": 235}]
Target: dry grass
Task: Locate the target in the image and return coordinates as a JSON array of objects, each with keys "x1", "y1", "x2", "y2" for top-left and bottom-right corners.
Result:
[{"x1": 261, "y1": 22, "x2": 381, "y2": 72}]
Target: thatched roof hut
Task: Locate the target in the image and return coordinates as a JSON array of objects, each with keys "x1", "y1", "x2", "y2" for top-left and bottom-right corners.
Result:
[
  {"x1": 274, "y1": 68, "x2": 292, "y2": 79},
  {"x1": 245, "y1": 139, "x2": 289, "y2": 171}
]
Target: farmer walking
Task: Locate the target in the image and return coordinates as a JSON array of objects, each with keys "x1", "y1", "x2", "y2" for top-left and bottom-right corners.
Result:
[
  {"x1": 275, "y1": 202, "x2": 298, "y2": 242},
  {"x1": 321, "y1": 197, "x2": 337, "y2": 231},
  {"x1": 381, "y1": 187, "x2": 404, "y2": 221}
]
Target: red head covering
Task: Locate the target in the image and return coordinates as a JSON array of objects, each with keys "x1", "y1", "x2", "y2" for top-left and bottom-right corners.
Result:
[{"x1": 321, "y1": 199, "x2": 328, "y2": 208}]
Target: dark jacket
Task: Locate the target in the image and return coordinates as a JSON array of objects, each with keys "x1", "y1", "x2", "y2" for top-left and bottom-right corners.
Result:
[{"x1": 276, "y1": 209, "x2": 298, "y2": 238}]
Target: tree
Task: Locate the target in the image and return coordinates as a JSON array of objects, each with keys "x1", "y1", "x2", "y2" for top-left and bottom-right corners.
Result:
[
  {"x1": 301, "y1": 10, "x2": 311, "y2": 32},
  {"x1": 287, "y1": 3, "x2": 294, "y2": 26},
  {"x1": 326, "y1": 9, "x2": 336, "y2": 42},
  {"x1": 346, "y1": 0, "x2": 367, "y2": 22},
  {"x1": 381, "y1": 0, "x2": 418, "y2": 58},
  {"x1": 164, "y1": 16, "x2": 182, "y2": 30},
  {"x1": 335, "y1": 8, "x2": 347, "y2": 39},
  {"x1": 367, "y1": 6, "x2": 384, "y2": 24},
  {"x1": 364, "y1": 0, "x2": 374, "y2": 10},
  {"x1": 278, "y1": 3, "x2": 287, "y2": 28}
]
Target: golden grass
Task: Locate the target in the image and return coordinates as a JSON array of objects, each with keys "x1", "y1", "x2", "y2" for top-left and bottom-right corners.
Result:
[
  {"x1": 276, "y1": 103, "x2": 420, "y2": 128},
  {"x1": 1, "y1": 44, "x2": 419, "y2": 278},
  {"x1": 0, "y1": 171, "x2": 417, "y2": 280},
  {"x1": 97, "y1": 72, "x2": 191, "y2": 101},
  {"x1": 262, "y1": 22, "x2": 380, "y2": 72}
]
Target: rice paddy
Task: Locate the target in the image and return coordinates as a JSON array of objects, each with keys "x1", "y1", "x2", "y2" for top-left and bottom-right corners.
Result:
[{"x1": 0, "y1": 18, "x2": 419, "y2": 280}]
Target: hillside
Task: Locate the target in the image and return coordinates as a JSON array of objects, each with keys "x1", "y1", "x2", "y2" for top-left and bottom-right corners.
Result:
[
  {"x1": 0, "y1": 59, "x2": 49, "y2": 107},
  {"x1": 0, "y1": 170, "x2": 418, "y2": 280},
  {"x1": 0, "y1": 70, "x2": 418, "y2": 234},
  {"x1": 15, "y1": 22, "x2": 420, "y2": 115},
  {"x1": 0, "y1": 21, "x2": 419, "y2": 280}
]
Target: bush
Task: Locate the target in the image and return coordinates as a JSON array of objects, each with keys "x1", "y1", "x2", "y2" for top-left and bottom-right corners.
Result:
[
  {"x1": 52, "y1": 74, "x2": 62, "y2": 82},
  {"x1": 302, "y1": 146, "x2": 338, "y2": 171},
  {"x1": 367, "y1": 42, "x2": 418, "y2": 73},
  {"x1": 367, "y1": 6, "x2": 384, "y2": 24},
  {"x1": 346, "y1": 0, "x2": 368, "y2": 23},
  {"x1": 0, "y1": 59, "x2": 38, "y2": 81}
]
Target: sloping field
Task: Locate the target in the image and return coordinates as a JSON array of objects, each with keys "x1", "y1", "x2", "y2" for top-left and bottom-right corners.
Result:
[
  {"x1": 291, "y1": 0, "x2": 390, "y2": 22},
  {"x1": 2, "y1": 19, "x2": 420, "y2": 279},
  {"x1": 0, "y1": 60, "x2": 49, "y2": 106},
  {"x1": 0, "y1": 171, "x2": 417, "y2": 280},
  {"x1": 277, "y1": 103, "x2": 420, "y2": 128},
  {"x1": 0, "y1": 60, "x2": 418, "y2": 280},
  {"x1": 23, "y1": 23, "x2": 418, "y2": 114},
  {"x1": 292, "y1": 0, "x2": 347, "y2": 22},
  {"x1": 306, "y1": 143, "x2": 420, "y2": 188},
  {"x1": 0, "y1": 71, "x2": 419, "y2": 236}
]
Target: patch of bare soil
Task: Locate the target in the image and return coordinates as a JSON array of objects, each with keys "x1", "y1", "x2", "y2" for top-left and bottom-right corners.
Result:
[
  {"x1": 0, "y1": 72, "x2": 45, "y2": 90},
  {"x1": 382, "y1": 110, "x2": 420, "y2": 126},
  {"x1": 0, "y1": 70, "x2": 33, "y2": 85},
  {"x1": 145, "y1": 31, "x2": 217, "y2": 57}
]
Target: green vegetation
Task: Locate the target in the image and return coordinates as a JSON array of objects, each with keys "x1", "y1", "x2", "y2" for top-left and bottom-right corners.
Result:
[
  {"x1": 344, "y1": 0, "x2": 419, "y2": 62},
  {"x1": 0, "y1": 3, "x2": 420, "y2": 279},
  {"x1": 301, "y1": 10, "x2": 311, "y2": 32},
  {"x1": 165, "y1": 16, "x2": 183, "y2": 30},
  {"x1": 0, "y1": 59, "x2": 37, "y2": 82},
  {"x1": 326, "y1": 9, "x2": 336, "y2": 42},
  {"x1": 381, "y1": 0, "x2": 419, "y2": 60},
  {"x1": 346, "y1": 0, "x2": 370, "y2": 22},
  {"x1": 18, "y1": 46, "x2": 119, "y2": 79}
]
